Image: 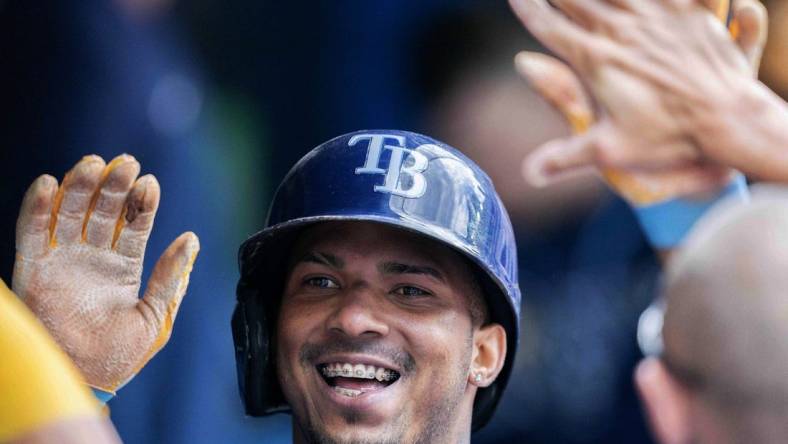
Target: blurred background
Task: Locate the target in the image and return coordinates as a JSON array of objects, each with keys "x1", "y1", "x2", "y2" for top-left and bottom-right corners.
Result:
[{"x1": 1, "y1": 1, "x2": 786, "y2": 443}]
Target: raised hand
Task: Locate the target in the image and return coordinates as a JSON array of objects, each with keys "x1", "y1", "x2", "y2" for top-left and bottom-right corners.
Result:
[
  {"x1": 515, "y1": 50, "x2": 733, "y2": 204},
  {"x1": 12, "y1": 154, "x2": 199, "y2": 393},
  {"x1": 510, "y1": 0, "x2": 779, "y2": 194}
]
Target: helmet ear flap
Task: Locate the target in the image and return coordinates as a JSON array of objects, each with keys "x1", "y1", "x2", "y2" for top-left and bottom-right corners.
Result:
[{"x1": 233, "y1": 279, "x2": 286, "y2": 415}]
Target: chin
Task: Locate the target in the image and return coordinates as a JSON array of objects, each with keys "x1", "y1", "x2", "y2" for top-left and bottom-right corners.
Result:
[{"x1": 298, "y1": 414, "x2": 407, "y2": 444}]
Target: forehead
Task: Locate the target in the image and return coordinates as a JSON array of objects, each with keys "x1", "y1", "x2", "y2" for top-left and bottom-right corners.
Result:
[{"x1": 288, "y1": 221, "x2": 468, "y2": 273}]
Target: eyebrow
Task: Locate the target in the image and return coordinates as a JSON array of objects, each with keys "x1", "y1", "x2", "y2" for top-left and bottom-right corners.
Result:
[
  {"x1": 380, "y1": 261, "x2": 445, "y2": 283},
  {"x1": 294, "y1": 252, "x2": 445, "y2": 283},
  {"x1": 297, "y1": 251, "x2": 344, "y2": 269}
]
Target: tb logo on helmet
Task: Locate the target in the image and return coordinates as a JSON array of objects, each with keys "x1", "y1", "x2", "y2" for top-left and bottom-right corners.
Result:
[{"x1": 349, "y1": 133, "x2": 431, "y2": 199}]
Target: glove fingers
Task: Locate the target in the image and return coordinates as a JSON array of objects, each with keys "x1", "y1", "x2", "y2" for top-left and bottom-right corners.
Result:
[
  {"x1": 85, "y1": 155, "x2": 140, "y2": 249},
  {"x1": 52, "y1": 156, "x2": 106, "y2": 246},
  {"x1": 16, "y1": 174, "x2": 58, "y2": 259},
  {"x1": 139, "y1": 232, "x2": 199, "y2": 351},
  {"x1": 114, "y1": 175, "x2": 160, "y2": 258}
]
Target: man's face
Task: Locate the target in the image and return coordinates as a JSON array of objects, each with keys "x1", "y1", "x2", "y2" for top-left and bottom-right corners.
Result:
[{"x1": 276, "y1": 221, "x2": 481, "y2": 444}]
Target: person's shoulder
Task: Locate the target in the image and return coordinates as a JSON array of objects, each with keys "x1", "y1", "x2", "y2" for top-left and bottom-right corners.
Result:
[{"x1": 0, "y1": 279, "x2": 100, "y2": 442}]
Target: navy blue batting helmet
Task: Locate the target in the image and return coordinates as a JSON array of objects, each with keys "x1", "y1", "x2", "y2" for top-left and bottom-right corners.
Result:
[{"x1": 233, "y1": 129, "x2": 521, "y2": 430}]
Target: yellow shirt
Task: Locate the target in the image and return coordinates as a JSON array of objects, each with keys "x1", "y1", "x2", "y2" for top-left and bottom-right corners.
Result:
[{"x1": 0, "y1": 279, "x2": 99, "y2": 441}]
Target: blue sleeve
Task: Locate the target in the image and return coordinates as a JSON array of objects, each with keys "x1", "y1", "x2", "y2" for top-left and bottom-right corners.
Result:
[{"x1": 633, "y1": 174, "x2": 749, "y2": 249}]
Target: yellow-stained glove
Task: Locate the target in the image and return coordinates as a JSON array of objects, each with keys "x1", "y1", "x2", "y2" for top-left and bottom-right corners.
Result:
[{"x1": 12, "y1": 154, "x2": 199, "y2": 396}]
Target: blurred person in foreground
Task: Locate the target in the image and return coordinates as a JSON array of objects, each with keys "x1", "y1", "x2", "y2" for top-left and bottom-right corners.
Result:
[
  {"x1": 636, "y1": 188, "x2": 788, "y2": 444},
  {"x1": 509, "y1": 0, "x2": 788, "y2": 442}
]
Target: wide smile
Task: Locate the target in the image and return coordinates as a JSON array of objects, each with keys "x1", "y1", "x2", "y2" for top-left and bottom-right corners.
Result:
[
  {"x1": 317, "y1": 362, "x2": 401, "y2": 398},
  {"x1": 309, "y1": 354, "x2": 407, "y2": 412}
]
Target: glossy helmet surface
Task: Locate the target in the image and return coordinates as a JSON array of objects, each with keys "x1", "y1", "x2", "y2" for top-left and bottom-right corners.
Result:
[{"x1": 233, "y1": 130, "x2": 521, "y2": 430}]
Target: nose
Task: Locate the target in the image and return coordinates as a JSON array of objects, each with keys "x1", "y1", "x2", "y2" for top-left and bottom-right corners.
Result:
[{"x1": 326, "y1": 285, "x2": 390, "y2": 338}]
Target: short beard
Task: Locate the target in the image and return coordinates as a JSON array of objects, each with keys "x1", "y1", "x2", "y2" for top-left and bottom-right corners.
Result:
[
  {"x1": 408, "y1": 329, "x2": 473, "y2": 444},
  {"x1": 294, "y1": 331, "x2": 474, "y2": 444},
  {"x1": 299, "y1": 424, "x2": 399, "y2": 444}
]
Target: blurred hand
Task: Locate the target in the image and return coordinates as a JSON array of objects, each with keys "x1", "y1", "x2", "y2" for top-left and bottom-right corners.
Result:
[
  {"x1": 514, "y1": 51, "x2": 736, "y2": 204},
  {"x1": 510, "y1": 0, "x2": 773, "y2": 201},
  {"x1": 12, "y1": 155, "x2": 199, "y2": 392}
]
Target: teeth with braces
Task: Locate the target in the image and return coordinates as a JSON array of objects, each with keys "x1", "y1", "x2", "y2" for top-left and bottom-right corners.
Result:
[{"x1": 320, "y1": 362, "x2": 398, "y2": 382}]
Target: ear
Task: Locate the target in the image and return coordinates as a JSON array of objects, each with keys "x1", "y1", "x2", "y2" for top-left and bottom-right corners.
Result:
[
  {"x1": 469, "y1": 323, "x2": 507, "y2": 387},
  {"x1": 634, "y1": 357, "x2": 693, "y2": 444}
]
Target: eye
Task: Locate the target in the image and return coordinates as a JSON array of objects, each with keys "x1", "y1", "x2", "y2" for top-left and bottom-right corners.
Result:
[
  {"x1": 304, "y1": 276, "x2": 339, "y2": 289},
  {"x1": 392, "y1": 285, "x2": 431, "y2": 298}
]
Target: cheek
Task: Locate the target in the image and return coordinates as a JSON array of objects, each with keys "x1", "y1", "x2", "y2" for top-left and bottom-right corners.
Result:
[
  {"x1": 406, "y1": 310, "x2": 474, "y2": 381},
  {"x1": 276, "y1": 301, "x2": 315, "y2": 373}
]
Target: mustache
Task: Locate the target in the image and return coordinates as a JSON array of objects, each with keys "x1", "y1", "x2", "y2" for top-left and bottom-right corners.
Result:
[{"x1": 300, "y1": 337, "x2": 416, "y2": 374}]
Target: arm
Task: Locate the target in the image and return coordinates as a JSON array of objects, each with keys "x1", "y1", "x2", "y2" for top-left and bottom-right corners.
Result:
[{"x1": 0, "y1": 279, "x2": 120, "y2": 444}]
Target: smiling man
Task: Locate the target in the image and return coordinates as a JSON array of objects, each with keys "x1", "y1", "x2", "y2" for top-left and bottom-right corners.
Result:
[
  {"x1": 232, "y1": 130, "x2": 521, "y2": 443},
  {"x1": 276, "y1": 222, "x2": 492, "y2": 443}
]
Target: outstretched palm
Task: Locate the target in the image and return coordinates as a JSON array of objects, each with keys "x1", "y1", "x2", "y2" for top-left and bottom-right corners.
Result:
[
  {"x1": 510, "y1": 0, "x2": 767, "y2": 197},
  {"x1": 12, "y1": 155, "x2": 199, "y2": 392}
]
